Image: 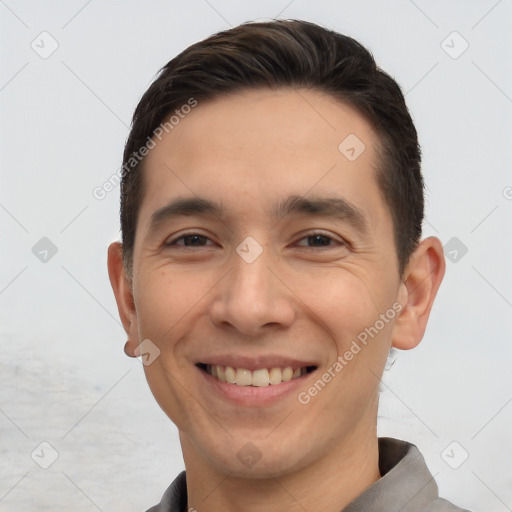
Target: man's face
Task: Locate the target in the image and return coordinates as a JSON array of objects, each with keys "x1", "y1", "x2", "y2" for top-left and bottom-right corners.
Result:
[{"x1": 128, "y1": 89, "x2": 406, "y2": 476}]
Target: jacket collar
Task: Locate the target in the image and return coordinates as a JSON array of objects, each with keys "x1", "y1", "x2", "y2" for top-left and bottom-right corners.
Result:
[{"x1": 150, "y1": 438, "x2": 447, "y2": 512}]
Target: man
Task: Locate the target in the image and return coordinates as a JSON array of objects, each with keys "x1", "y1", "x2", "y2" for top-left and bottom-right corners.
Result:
[{"x1": 108, "y1": 19, "x2": 467, "y2": 511}]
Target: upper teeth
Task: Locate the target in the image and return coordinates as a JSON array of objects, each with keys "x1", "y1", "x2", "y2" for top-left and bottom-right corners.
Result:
[{"x1": 206, "y1": 365, "x2": 307, "y2": 387}]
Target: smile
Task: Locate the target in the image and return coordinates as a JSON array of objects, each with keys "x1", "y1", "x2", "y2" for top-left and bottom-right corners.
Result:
[{"x1": 197, "y1": 364, "x2": 316, "y2": 387}]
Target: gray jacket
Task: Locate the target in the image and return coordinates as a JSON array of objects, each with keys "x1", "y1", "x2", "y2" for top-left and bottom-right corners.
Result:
[{"x1": 146, "y1": 437, "x2": 470, "y2": 511}]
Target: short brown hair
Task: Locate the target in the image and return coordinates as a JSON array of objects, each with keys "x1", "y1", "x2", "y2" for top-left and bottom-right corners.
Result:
[{"x1": 120, "y1": 19, "x2": 423, "y2": 278}]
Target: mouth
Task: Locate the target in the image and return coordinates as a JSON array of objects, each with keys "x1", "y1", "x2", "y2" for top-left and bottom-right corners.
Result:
[{"x1": 196, "y1": 363, "x2": 317, "y2": 387}]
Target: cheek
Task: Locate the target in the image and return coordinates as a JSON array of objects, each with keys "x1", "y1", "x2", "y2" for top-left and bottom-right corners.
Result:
[
  {"x1": 296, "y1": 271, "x2": 398, "y2": 417},
  {"x1": 295, "y1": 267, "x2": 393, "y2": 341},
  {"x1": 134, "y1": 268, "x2": 212, "y2": 430},
  {"x1": 293, "y1": 266, "x2": 399, "y2": 386},
  {"x1": 133, "y1": 267, "x2": 208, "y2": 349}
]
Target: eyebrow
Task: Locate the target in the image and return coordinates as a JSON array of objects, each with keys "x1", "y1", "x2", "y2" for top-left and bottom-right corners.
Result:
[
  {"x1": 147, "y1": 194, "x2": 368, "y2": 235},
  {"x1": 148, "y1": 197, "x2": 225, "y2": 233},
  {"x1": 273, "y1": 195, "x2": 368, "y2": 233}
]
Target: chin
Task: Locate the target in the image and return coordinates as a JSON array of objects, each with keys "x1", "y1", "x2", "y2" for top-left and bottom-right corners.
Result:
[{"x1": 197, "y1": 430, "x2": 315, "y2": 479}]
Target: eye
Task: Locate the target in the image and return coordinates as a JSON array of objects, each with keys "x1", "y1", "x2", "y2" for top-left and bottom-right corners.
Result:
[
  {"x1": 294, "y1": 232, "x2": 344, "y2": 248},
  {"x1": 165, "y1": 233, "x2": 212, "y2": 247}
]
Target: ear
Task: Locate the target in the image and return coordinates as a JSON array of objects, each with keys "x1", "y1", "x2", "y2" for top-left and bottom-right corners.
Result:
[
  {"x1": 392, "y1": 236, "x2": 445, "y2": 350},
  {"x1": 107, "y1": 241, "x2": 139, "y2": 357}
]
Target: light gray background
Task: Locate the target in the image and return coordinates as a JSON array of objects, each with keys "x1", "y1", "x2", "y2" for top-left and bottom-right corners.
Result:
[{"x1": 1, "y1": 1, "x2": 511, "y2": 511}]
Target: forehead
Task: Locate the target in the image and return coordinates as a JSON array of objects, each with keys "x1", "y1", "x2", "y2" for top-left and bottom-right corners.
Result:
[
  {"x1": 149, "y1": 88, "x2": 377, "y2": 166},
  {"x1": 137, "y1": 88, "x2": 388, "y2": 231}
]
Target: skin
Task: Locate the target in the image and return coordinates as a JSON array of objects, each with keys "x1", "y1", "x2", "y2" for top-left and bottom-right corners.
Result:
[{"x1": 108, "y1": 88, "x2": 445, "y2": 512}]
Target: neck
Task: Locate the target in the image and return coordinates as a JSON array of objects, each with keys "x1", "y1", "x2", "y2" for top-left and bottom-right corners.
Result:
[{"x1": 180, "y1": 426, "x2": 380, "y2": 512}]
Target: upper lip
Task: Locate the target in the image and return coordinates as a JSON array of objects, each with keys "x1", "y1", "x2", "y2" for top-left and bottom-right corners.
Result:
[{"x1": 196, "y1": 355, "x2": 318, "y2": 371}]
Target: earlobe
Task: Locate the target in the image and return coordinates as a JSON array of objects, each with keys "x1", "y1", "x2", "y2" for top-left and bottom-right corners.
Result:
[
  {"x1": 124, "y1": 340, "x2": 138, "y2": 358},
  {"x1": 107, "y1": 242, "x2": 139, "y2": 354},
  {"x1": 391, "y1": 237, "x2": 445, "y2": 350}
]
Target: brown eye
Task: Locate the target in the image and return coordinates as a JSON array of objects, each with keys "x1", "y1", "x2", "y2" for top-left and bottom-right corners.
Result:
[
  {"x1": 306, "y1": 234, "x2": 332, "y2": 246},
  {"x1": 295, "y1": 232, "x2": 343, "y2": 248},
  {"x1": 166, "y1": 233, "x2": 211, "y2": 247},
  {"x1": 182, "y1": 234, "x2": 208, "y2": 246}
]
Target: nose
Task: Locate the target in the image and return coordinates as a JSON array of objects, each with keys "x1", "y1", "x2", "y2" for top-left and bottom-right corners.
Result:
[{"x1": 209, "y1": 244, "x2": 296, "y2": 337}]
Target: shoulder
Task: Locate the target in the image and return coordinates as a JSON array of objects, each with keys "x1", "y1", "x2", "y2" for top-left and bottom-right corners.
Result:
[
  {"x1": 422, "y1": 497, "x2": 472, "y2": 512},
  {"x1": 143, "y1": 471, "x2": 187, "y2": 512}
]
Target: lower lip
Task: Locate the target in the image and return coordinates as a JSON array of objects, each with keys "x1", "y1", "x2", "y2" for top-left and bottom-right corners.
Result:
[{"x1": 197, "y1": 366, "x2": 314, "y2": 406}]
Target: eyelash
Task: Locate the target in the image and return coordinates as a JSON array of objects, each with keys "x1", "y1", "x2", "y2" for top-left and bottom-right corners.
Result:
[
  {"x1": 165, "y1": 233, "x2": 213, "y2": 248},
  {"x1": 164, "y1": 231, "x2": 346, "y2": 249},
  {"x1": 293, "y1": 231, "x2": 344, "y2": 248}
]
